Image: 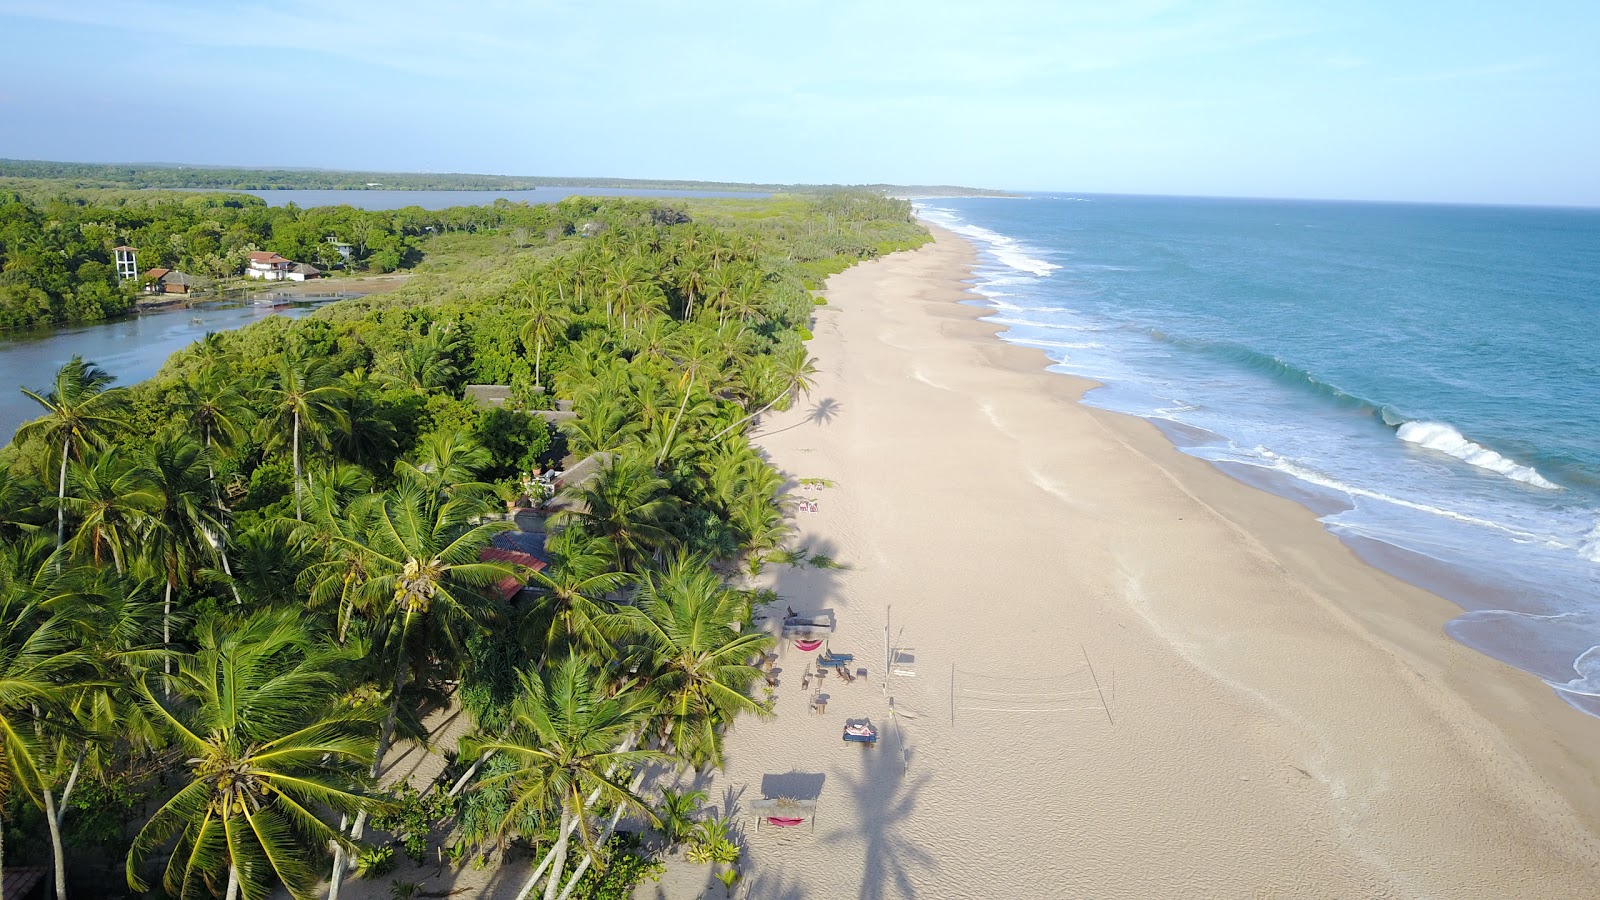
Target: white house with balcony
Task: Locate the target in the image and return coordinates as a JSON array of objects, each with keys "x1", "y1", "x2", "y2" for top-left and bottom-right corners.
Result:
[{"x1": 245, "y1": 251, "x2": 294, "y2": 280}]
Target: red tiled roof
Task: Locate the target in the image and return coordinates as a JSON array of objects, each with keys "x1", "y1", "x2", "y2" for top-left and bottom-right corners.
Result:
[
  {"x1": 479, "y1": 547, "x2": 547, "y2": 602},
  {"x1": 114, "y1": 245, "x2": 136, "y2": 252},
  {"x1": 247, "y1": 251, "x2": 291, "y2": 264},
  {"x1": 145, "y1": 267, "x2": 171, "y2": 279}
]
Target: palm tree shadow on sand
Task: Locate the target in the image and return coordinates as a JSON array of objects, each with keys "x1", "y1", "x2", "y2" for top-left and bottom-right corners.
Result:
[
  {"x1": 822, "y1": 741, "x2": 934, "y2": 900},
  {"x1": 755, "y1": 398, "x2": 841, "y2": 438}
]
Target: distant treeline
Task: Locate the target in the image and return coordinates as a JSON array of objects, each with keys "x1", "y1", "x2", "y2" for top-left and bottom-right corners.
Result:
[
  {"x1": 0, "y1": 158, "x2": 1013, "y2": 197},
  {"x1": 0, "y1": 184, "x2": 715, "y2": 331}
]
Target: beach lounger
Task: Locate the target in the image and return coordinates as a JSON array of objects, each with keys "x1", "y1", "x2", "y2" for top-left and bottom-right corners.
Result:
[{"x1": 842, "y1": 720, "x2": 878, "y2": 745}]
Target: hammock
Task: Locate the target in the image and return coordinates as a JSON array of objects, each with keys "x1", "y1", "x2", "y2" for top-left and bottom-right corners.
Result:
[
  {"x1": 765, "y1": 816, "x2": 806, "y2": 828},
  {"x1": 794, "y1": 639, "x2": 824, "y2": 652}
]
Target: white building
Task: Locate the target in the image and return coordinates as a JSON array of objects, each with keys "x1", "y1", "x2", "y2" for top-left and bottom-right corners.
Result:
[
  {"x1": 114, "y1": 246, "x2": 138, "y2": 281},
  {"x1": 245, "y1": 251, "x2": 294, "y2": 281}
]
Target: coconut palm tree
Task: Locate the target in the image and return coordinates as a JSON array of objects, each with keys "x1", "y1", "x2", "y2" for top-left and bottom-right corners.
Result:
[
  {"x1": 379, "y1": 326, "x2": 461, "y2": 393},
  {"x1": 142, "y1": 433, "x2": 226, "y2": 667},
  {"x1": 39, "y1": 565, "x2": 167, "y2": 900},
  {"x1": 171, "y1": 370, "x2": 250, "y2": 489},
  {"x1": 125, "y1": 610, "x2": 380, "y2": 900},
  {"x1": 16, "y1": 356, "x2": 129, "y2": 548},
  {"x1": 254, "y1": 350, "x2": 352, "y2": 520},
  {"x1": 553, "y1": 454, "x2": 674, "y2": 573},
  {"x1": 395, "y1": 429, "x2": 493, "y2": 500},
  {"x1": 559, "y1": 395, "x2": 640, "y2": 458},
  {"x1": 60, "y1": 448, "x2": 160, "y2": 574},
  {"x1": 521, "y1": 529, "x2": 633, "y2": 663},
  {"x1": 519, "y1": 292, "x2": 570, "y2": 388},
  {"x1": 466, "y1": 657, "x2": 665, "y2": 900},
  {"x1": 0, "y1": 538, "x2": 88, "y2": 900},
  {"x1": 324, "y1": 477, "x2": 513, "y2": 891},
  {"x1": 618, "y1": 554, "x2": 774, "y2": 769},
  {"x1": 711, "y1": 343, "x2": 818, "y2": 441}
]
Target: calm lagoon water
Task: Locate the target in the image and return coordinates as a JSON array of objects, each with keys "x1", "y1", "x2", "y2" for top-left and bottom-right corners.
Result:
[
  {"x1": 0, "y1": 295, "x2": 340, "y2": 441},
  {"x1": 917, "y1": 195, "x2": 1600, "y2": 717}
]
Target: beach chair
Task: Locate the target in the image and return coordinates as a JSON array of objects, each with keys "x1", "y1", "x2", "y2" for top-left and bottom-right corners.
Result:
[
  {"x1": 842, "y1": 719, "x2": 877, "y2": 745},
  {"x1": 817, "y1": 649, "x2": 853, "y2": 669}
]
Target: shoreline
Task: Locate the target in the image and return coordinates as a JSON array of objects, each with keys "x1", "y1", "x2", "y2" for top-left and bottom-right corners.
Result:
[
  {"x1": 935, "y1": 223, "x2": 1600, "y2": 821},
  {"x1": 699, "y1": 226, "x2": 1600, "y2": 898}
]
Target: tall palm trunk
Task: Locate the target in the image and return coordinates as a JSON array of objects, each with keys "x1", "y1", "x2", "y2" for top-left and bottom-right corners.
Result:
[
  {"x1": 328, "y1": 669, "x2": 405, "y2": 897},
  {"x1": 537, "y1": 800, "x2": 576, "y2": 896},
  {"x1": 535, "y1": 340, "x2": 543, "y2": 387},
  {"x1": 292, "y1": 410, "x2": 303, "y2": 521},
  {"x1": 225, "y1": 866, "x2": 239, "y2": 900},
  {"x1": 2, "y1": 814, "x2": 7, "y2": 900},
  {"x1": 203, "y1": 425, "x2": 243, "y2": 605},
  {"x1": 163, "y1": 577, "x2": 174, "y2": 689},
  {"x1": 42, "y1": 788, "x2": 67, "y2": 900},
  {"x1": 711, "y1": 388, "x2": 791, "y2": 442},
  {"x1": 56, "y1": 435, "x2": 69, "y2": 548},
  {"x1": 656, "y1": 385, "x2": 694, "y2": 469}
]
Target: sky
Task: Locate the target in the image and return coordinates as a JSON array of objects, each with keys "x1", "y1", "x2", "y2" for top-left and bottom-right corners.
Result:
[{"x1": 1, "y1": 0, "x2": 1597, "y2": 206}]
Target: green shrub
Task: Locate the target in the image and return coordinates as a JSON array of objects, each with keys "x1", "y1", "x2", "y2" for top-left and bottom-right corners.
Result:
[
  {"x1": 356, "y1": 844, "x2": 398, "y2": 879},
  {"x1": 572, "y1": 833, "x2": 664, "y2": 900}
]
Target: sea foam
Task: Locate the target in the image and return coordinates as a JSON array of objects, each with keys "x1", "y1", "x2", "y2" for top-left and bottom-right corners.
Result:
[
  {"x1": 1395, "y1": 421, "x2": 1560, "y2": 490},
  {"x1": 914, "y1": 204, "x2": 1059, "y2": 277}
]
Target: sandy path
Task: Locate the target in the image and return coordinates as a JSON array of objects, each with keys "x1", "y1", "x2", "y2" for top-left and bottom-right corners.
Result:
[{"x1": 666, "y1": 229, "x2": 1600, "y2": 899}]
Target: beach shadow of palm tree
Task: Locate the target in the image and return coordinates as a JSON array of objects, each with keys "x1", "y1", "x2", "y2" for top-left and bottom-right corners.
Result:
[
  {"x1": 755, "y1": 398, "x2": 841, "y2": 437},
  {"x1": 821, "y1": 742, "x2": 934, "y2": 900},
  {"x1": 805, "y1": 398, "x2": 841, "y2": 426}
]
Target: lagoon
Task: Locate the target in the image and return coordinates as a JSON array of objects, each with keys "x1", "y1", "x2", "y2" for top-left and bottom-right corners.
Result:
[{"x1": 0, "y1": 294, "x2": 346, "y2": 442}]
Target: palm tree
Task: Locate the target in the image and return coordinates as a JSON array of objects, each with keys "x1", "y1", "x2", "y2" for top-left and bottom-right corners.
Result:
[
  {"x1": 254, "y1": 350, "x2": 352, "y2": 520},
  {"x1": 395, "y1": 429, "x2": 493, "y2": 500},
  {"x1": 16, "y1": 356, "x2": 128, "y2": 548},
  {"x1": 0, "y1": 540, "x2": 89, "y2": 900},
  {"x1": 559, "y1": 395, "x2": 639, "y2": 458},
  {"x1": 521, "y1": 529, "x2": 633, "y2": 663},
  {"x1": 60, "y1": 448, "x2": 160, "y2": 574},
  {"x1": 379, "y1": 326, "x2": 461, "y2": 393},
  {"x1": 466, "y1": 657, "x2": 665, "y2": 900},
  {"x1": 654, "y1": 330, "x2": 724, "y2": 469},
  {"x1": 42, "y1": 565, "x2": 167, "y2": 900},
  {"x1": 619, "y1": 554, "x2": 774, "y2": 769},
  {"x1": 142, "y1": 433, "x2": 226, "y2": 668},
  {"x1": 171, "y1": 371, "x2": 250, "y2": 488},
  {"x1": 655, "y1": 786, "x2": 706, "y2": 851},
  {"x1": 553, "y1": 454, "x2": 674, "y2": 573},
  {"x1": 519, "y1": 292, "x2": 570, "y2": 388},
  {"x1": 125, "y1": 610, "x2": 380, "y2": 900},
  {"x1": 711, "y1": 344, "x2": 819, "y2": 441},
  {"x1": 324, "y1": 477, "x2": 513, "y2": 892}
]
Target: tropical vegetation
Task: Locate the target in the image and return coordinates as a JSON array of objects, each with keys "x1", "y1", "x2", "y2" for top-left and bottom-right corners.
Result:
[{"x1": 0, "y1": 188, "x2": 926, "y2": 898}]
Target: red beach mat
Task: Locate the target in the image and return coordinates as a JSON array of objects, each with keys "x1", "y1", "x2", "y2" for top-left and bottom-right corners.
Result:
[
  {"x1": 766, "y1": 817, "x2": 805, "y2": 827},
  {"x1": 794, "y1": 639, "x2": 823, "y2": 652}
]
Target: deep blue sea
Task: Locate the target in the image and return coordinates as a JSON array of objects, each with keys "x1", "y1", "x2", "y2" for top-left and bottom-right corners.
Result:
[{"x1": 918, "y1": 195, "x2": 1600, "y2": 717}]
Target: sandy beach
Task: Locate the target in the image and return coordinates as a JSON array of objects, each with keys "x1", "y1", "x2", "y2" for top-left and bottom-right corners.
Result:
[{"x1": 673, "y1": 228, "x2": 1600, "y2": 898}]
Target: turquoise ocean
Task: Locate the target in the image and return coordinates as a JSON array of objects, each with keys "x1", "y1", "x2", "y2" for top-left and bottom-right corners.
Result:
[{"x1": 917, "y1": 195, "x2": 1600, "y2": 717}]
